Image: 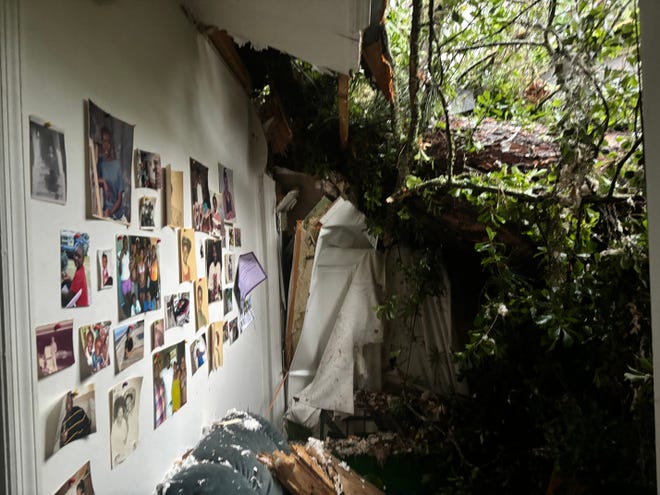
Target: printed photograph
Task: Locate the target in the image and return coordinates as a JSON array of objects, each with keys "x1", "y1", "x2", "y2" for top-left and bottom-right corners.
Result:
[
  {"x1": 222, "y1": 321, "x2": 229, "y2": 345},
  {"x1": 164, "y1": 292, "x2": 190, "y2": 329},
  {"x1": 228, "y1": 318, "x2": 239, "y2": 344},
  {"x1": 224, "y1": 287, "x2": 233, "y2": 315},
  {"x1": 219, "y1": 164, "x2": 236, "y2": 222},
  {"x1": 60, "y1": 229, "x2": 90, "y2": 308},
  {"x1": 54, "y1": 461, "x2": 95, "y2": 495},
  {"x1": 36, "y1": 319, "x2": 74, "y2": 380},
  {"x1": 234, "y1": 227, "x2": 242, "y2": 247},
  {"x1": 29, "y1": 116, "x2": 66, "y2": 204},
  {"x1": 238, "y1": 296, "x2": 255, "y2": 333},
  {"x1": 139, "y1": 196, "x2": 156, "y2": 230},
  {"x1": 224, "y1": 252, "x2": 235, "y2": 285},
  {"x1": 87, "y1": 100, "x2": 134, "y2": 224},
  {"x1": 205, "y1": 239, "x2": 222, "y2": 304},
  {"x1": 189, "y1": 332, "x2": 207, "y2": 375},
  {"x1": 210, "y1": 321, "x2": 223, "y2": 371},
  {"x1": 79, "y1": 320, "x2": 111, "y2": 379},
  {"x1": 116, "y1": 235, "x2": 161, "y2": 321},
  {"x1": 194, "y1": 278, "x2": 209, "y2": 329},
  {"x1": 135, "y1": 149, "x2": 161, "y2": 189},
  {"x1": 109, "y1": 377, "x2": 142, "y2": 468},
  {"x1": 47, "y1": 385, "x2": 96, "y2": 459},
  {"x1": 211, "y1": 192, "x2": 224, "y2": 238},
  {"x1": 164, "y1": 165, "x2": 184, "y2": 229},
  {"x1": 97, "y1": 249, "x2": 114, "y2": 290},
  {"x1": 113, "y1": 321, "x2": 145, "y2": 374},
  {"x1": 152, "y1": 341, "x2": 187, "y2": 429},
  {"x1": 228, "y1": 226, "x2": 235, "y2": 248},
  {"x1": 151, "y1": 318, "x2": 165, "y2": 350},
  {"x1": 190, "y1": 158, "x2": 211, "y2": 233},
  {"x1": 179, "y1": 228, "x2": 196, "y2": 282}
]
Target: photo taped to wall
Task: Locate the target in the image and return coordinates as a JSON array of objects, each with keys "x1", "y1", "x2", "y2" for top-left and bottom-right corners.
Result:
[
  {"x1": 135, "y1": 149, "x2": 161, "y2": 190},
  {"x1": 36, "y1": 319, "x2": 74, "y2": 380},
  {"x1": 189, "y1": 332, "x2": 207, "y2": 375},
  {"x1": 194, "y1": 278, "x2": 209, "y2": 329},
  {"x1": 79, "y1": 320, "x2": 111, "y2": 379},
  {"x1": 210, "y1": 321, "x2": 223, "y2": 371},
  {"x1": 139, "y1": 196, "x2": 156, "y2": 230},
  {"x1": 87, "y1": 100, "x2": 134, "y2": 225},
  {"x1": 152, "y1": 318, "x2": 165, "y2": 350},
  {"x1": 190, "y1": 158, "x2": 211, "y2": 233},
  {"x1": 54, "y1": 461, "x2": 95, "y2": 495},
  {"x1": 205, "y1": 239, "x2": 222, "y2": 304},
  {"x1": 152, "y1": 340, "x2": 187, "y2": 429},
  {"x1": 47, "y1": 385, "x2": 96, "y2": 459},
  {"x1": 178, "y1": 228, "x2": 196, "y2": 282},
  {"x1": 219, "y1": 163, "x2": 236, "y2": 222},
  {"x1": 210, "y1": 191, "x2": 224, "y2": 238},
  {"x1": 116, "y1": 235, "x2": 161, "y2": 321},
  {"x1": 109, "y1": 376, "x2": 143, "y2": 468},
  {"x1": 164, "y1": 165, "x2": 184, "y2": 228},
  {"x1": 29, "y1": 116, "x2": 67, "y2": 204},
  {"x1": 97, "y1": 248, "x2": 114, "y2": 290},
  {"x1": 113, "y1": 321, "x2": 145, "y2": 374},
  {"x1": 164, "y1": 291, "x2": 191, "y2": 330},
  {"x1": 60, "y1": 229, "x2": 91, "y2": 308}
]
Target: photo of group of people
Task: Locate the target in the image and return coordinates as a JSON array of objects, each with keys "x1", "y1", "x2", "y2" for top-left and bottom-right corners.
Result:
[
  {"x1": 116, "y1": 235, "x2": 161, "y2": 321},
  {"x1": 36, "y1": 319, "x2": 74, "y2": 379},
  {"x1": 61, "y1": 230, "x2": 91, "y2": 308},
  {"x1": 113, "y1": 322, "x2": 145, "y2": 374},
  {"x1": 164, "y1": 292, "x2": 190, "y2": 329},
  {"x1": 109, "y1": 377, "x2": 142, "y2": 468},
  {"x1": 139, "y1": 196, "x2": 156, "y2": 230},
  {"x1": 88, "y1": 101, "x2": 134, "y2": 224},
  {"x1": 79, "y1": 321, "x2": 111, "y2": 379},
  {"x1": 29, "y1": 116, "x2": 67, "y2": 205},
  {"x1": 135, "y1": 149, "x2": 161, "y2": 190},
  {"x1": 152, "y1": 342, "x2": 187, "y2": 429},
  {"x1": 54, "y1": 461, "x2": 95, "y2": 495},
  {"x1": 47, "y1": 386, "x2": 96, "y2": 459}
]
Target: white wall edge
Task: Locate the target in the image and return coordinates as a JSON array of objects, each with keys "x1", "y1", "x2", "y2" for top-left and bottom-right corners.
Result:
[{"x1": 0, "y1": 0, "x2": 39, "y2": 492}]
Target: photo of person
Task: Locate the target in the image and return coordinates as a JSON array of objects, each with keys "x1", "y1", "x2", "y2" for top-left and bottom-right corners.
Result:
[
  {"x1": 190, "y1": 158, "x2": 211, "y2": 233},
  {"x1": 135, "y1": 149, "x2": 161, "y2": 189},
  {"x1": 47, "y1": 386, "x2": 96, "y2": 459},
  {"x1": 152, "y1": 341, "x2": 187, "y2": 429},
  {"x1": 178, "y1": 228, "x2": 197, "y2": 282},
  {"x1": 87, "y1": 100, "x2": 134, "y2": 224},
  {"x1": 219, "y1": 164, "x2": 236, "y2": 222},
  {"x1": 238, "y1": 296, "x2": 255, "y2": 333},
  {"x1": 60, "y1": 230, "x2": 90, "y2": 308},
  {"x1": 228, "y1": 226, "x2": 235, "y2": 248},
  {"x1": 205, "y1": 239, "x2": 222, "y2": 304},
  {"x1": 189, "y1": 333, "x2": 207, "y2": 375},
  {"x1": 164, "y1": 165, "x2": 184, "y2": 228},
  {"x1": 109, "y1": 377, "x2": 142, "y2": 468},
  {"x1": 113, "y1": 322, "x2": 144, "y2": 374},
  {"x1": 224, "y1": 252, "x2": 234, "y2": 285},
  {"x1": 53, "y1": 461, "x2": 95, "y2": 495},
  {"x1": 222, "y1": 321, "x2": 229, "y2": 345},
  {"x1": 234, "y1": 227, "x2": 242, "y2": 247},
  {"x1": 79, "y1": 321, "x2": 111, "y2": 379},
  {"x1": 36, "y1": 319, "x2": 74, "y2": 379},
  {"x1": 115, "y1": 235, "x2": 161, "y2": 321},
  {"x1": 210, "y1": 321, "x2": 223, "y2": 371},
  {"x1": 29, "y1": 116, "x2": 66, "y2": 204},
  {"x1": 164, "y1": 292, "x2": 190, "y2": 329},
  {"x1": 223, "y1": 287, "x2": 233, "y2": 315},
  {"x1": 194, "y1": 278, "x2": 209, "y2": 329},
  {"x1": 229, "y1": 318, "x2": 239, "y2": 344},
  {"x1": 151, "y1": 318, "x2": 165, "y2": 350},
  {"x1": 210, "y1": 192, "x2": 224, "y2": 238},
  {"x1": 139, "y1": 196, "x2": 156, "y2": 230},
  {"x1": 97, "y1": 249, "x2": 114, "y2": 290}
]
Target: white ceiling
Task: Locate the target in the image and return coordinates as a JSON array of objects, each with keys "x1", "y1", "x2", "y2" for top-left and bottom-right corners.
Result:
[{"x1": 182, "y1": 0, "x2": 373, "y2": 75}]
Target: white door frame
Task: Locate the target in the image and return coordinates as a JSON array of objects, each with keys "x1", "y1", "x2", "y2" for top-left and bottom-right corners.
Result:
[{"x1": 0, "y1": 0, "x2": 39, "y2": 492}]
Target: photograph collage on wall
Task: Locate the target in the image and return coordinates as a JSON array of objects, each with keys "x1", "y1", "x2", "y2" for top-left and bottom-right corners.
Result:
[
  {"x1": 194, "y1": 278, "x2": 209, "y2": 329},
  {"x1": 164, "y1": 165, "x2": 184, "y2": 228},
  {"x1": 29, "y1": 116, "x2": 67, "y2": 204},
  {"x1": 210, "y1": 321, "x2": 223, "y2": 371},
  {"x1": 109, "y1": 376, "x2": 142, "y2": 468},
  {"x1": 206, "y1": 239, "x2": 223, "y2": 304},
  {"x1": 219, "y1": 164, "x2": 236, "y2": 222},
  {"x1": 54, "y1": 461, "x2": 95, "y2": 495},
  {"x1": 189, "y1": 333, "x2": 207, "y2": 375},
  {"x1": 179, "y1": 228, "x2": 196, "y2": 283},
  {"x1": 36, "y1": 319, "x2": 74, "y2": 380},
  {"x1": 164, "y1": 291, "x2": 190, "y2": 329},
  {"x1": 60, "y1": 229, "x2": 91, "y2": 308},
  {"x1": 79, "y1": 320, "x2": 111, "y2": 379},
  {"x1": 152, "y1": 341, "x2": 187, "y2": 429},
  {"x1": 87, "y1": 100, "x2": 134, "y2": 224},
  {"x1": 97, "y1": 249, "x2": 114, "y2": 290},
  {"x1": 113, "y1": 321, "x2": 144, "y2": 374},
  {"x1": 151, "y1": 318, "x2": 165, "y2": 350},
  {"x1": 135, "y1": 149, "x2": 161, "y2": 190},
  {"x1": 115, "y1": 235, "x2": 161, "y2": 321},
  {"x1": 47, "y1": 385, "x2": 96, "y2": 459},
  {"x1": 190, "y1": 158, "x2": 211, "y2": 233}
]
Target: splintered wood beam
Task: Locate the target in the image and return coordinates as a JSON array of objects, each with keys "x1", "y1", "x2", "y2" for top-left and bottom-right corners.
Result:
[
  {"x1": 207, "y1": 28, "x2": 253, "y2": 93},
  {"x1": 338, "y1": 73, "x2": 349, "y2": 151}
]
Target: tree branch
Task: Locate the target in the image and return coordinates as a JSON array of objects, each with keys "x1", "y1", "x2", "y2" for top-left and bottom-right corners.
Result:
[
  {"x1": 607, "y1": 136, "x2": 643, "y2": 197},
  {"x1": 450, "y1": 40, "x2": 546, "y2": 53}
]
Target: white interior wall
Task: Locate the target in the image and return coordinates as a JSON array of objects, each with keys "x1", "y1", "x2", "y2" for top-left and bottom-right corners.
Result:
[{"x1": 19, "y1": 0, "x2": 282, "y2": 493}]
